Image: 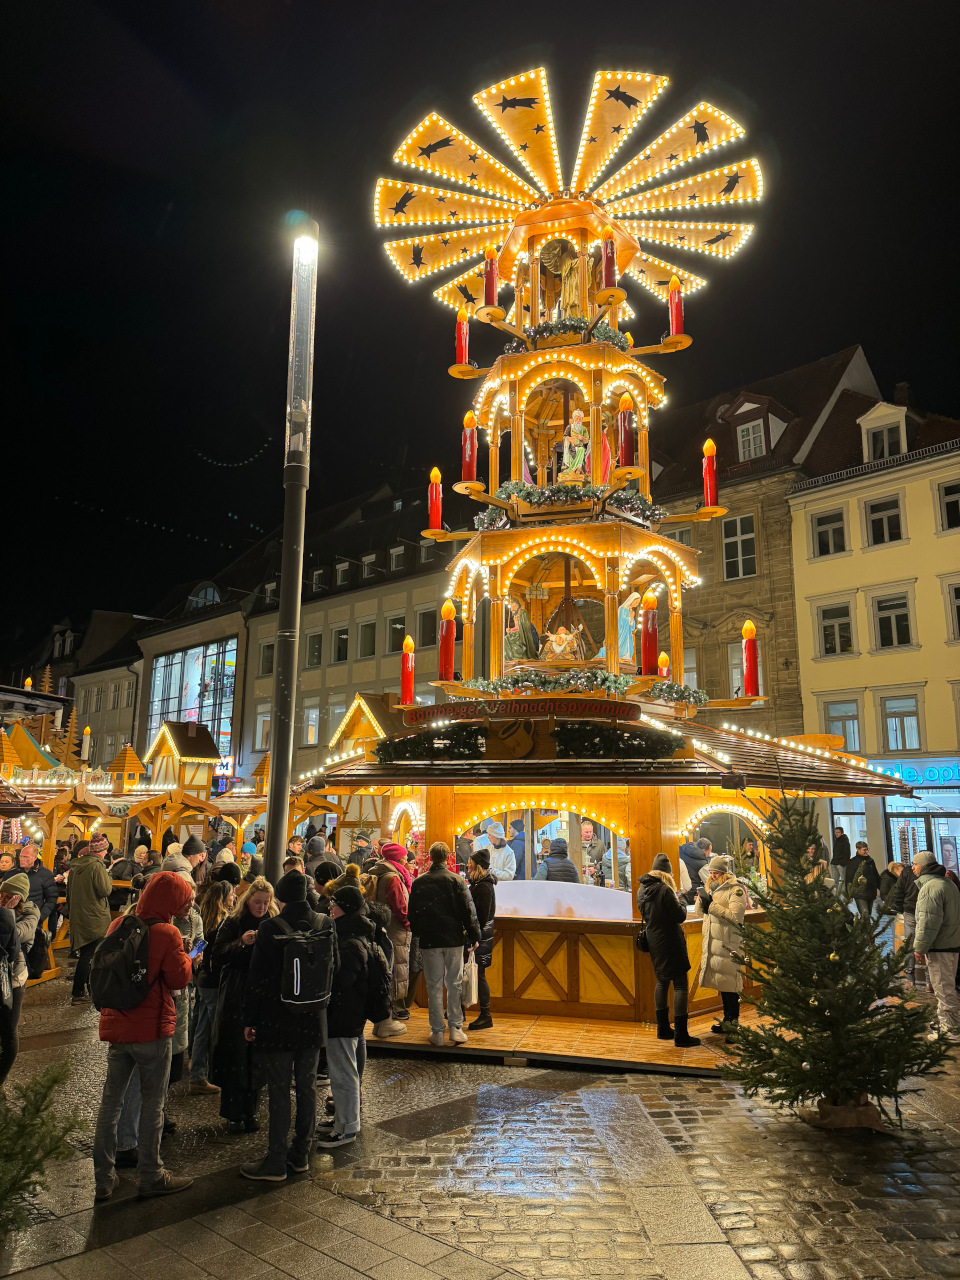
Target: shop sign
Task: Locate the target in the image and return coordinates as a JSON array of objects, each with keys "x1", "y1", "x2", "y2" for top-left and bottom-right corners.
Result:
[
  {"x1": 868, "y1": 756, "x2": 960, "y2": 786},
  {"x1": 404, "y1": 698, "x2": 642, "y2": 727},
  {"x1": 214, "y1": 755, "x2": 235, "y2": 778}
]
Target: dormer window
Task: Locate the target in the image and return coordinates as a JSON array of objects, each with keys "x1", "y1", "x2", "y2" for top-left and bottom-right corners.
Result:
[
  {"x1": 53, "y1": 634, "x2": 63, "y2": 659},
  {"x1": 858, "y1": 402, "x2": 908, "y2": 464},
  {"x1": 263, "y1": 581, "x2": 277, "y2": 604},
  {"x1": 737, "y1": 420, "x2": 765, "y2": 461},
  {"x1": 866, "y1": 423, "x2": 903, "y2": 461},
  {"x1": 336, "y1": 562, "x2": 350, "y2": 586}
]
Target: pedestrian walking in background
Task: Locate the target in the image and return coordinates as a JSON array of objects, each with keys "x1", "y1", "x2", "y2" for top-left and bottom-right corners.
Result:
[
  {"x1": 846, "y1": 842, "x2": 880, "y2": 917},
  {"x1": 892, "y1": 858, "x2": 921, "y2": 986},
  {"x1": 830, "y1": 825, "x2": 851, "y2": 892},
  {"x1": 66, "y1": 832, "x2": 112, "y2": 1004},
  {"x1": 408, "y1": 841, "x2": 480, "y2": 1047},
  {"x1": 11, "y1": 845, "x2": 58, "y2": 975},
  {"x1": 637, "y1": 853, "x2": 700, "y2": 1047},
  {"x1": 534, "y1": 837, "x2": 581, "y2": 882},
  {"x1": 697, "y1": 856, "x2": 747, "y2": 1037},
  {"x1": 912, "y1": 849, "x2": 960, "y2": 1040},
  {"x1": 466, "y1": 850, "x2": 496, "y2": 1031}
]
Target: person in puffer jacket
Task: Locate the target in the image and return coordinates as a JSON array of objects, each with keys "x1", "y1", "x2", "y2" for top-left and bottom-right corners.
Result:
[
  {"x1": 364, "y1": 842, "x2": 410, "y2": 1037},
  {"x1": 466, "y1": 850, "x2": 496, "y2": 1031},
  {"x1": 696, "y1": 856, "x2": 747, "y2": 1037}
]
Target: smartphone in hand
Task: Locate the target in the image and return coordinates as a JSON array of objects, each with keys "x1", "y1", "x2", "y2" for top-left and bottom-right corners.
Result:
[{"x1": 189, "y1": 940, "x2": 207, "y2": 960}]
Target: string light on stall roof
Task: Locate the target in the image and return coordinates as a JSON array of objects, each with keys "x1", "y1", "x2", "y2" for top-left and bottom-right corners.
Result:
[{"x1": 717, "y1": 722, "x2": 902, "y2": 780}]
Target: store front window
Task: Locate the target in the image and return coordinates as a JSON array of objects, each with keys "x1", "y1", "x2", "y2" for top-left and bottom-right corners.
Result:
[
  {"x1": 830, "y1": 796, "x2": 867, "y2": 850},
  {"x1": 148, "y1": 637, "x2": 237, "y2": 758},
  {"x1": 884, "y1": 787, "x2": 960, "y2": 874}
]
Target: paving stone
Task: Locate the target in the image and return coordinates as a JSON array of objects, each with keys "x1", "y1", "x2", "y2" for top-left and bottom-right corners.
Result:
[{"x1": 654, "y1": 1242, "x2": 752, "y2": 1279}]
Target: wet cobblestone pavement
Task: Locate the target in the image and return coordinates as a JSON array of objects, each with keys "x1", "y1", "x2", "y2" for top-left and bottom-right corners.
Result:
[{"x1": 6, "y1": 976, "x2": 960, "y2": 1279}]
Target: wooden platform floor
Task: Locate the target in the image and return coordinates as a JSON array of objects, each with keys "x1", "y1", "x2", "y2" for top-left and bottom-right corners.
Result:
[{"x1": 366, "y1": 1004, "x2": 760, "y2": 1076}]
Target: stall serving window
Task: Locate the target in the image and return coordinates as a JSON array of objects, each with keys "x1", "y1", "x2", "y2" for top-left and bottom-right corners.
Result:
[{"x1": 147, "y1": 637, "x2": 238, "y2": 758}]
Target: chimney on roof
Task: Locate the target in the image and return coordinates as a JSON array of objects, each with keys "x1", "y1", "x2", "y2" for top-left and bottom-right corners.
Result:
[
  {"x1": 893, "y1": 381, "x2": 910, "y2": 407},
  {"x1": 382, "y1": 692, "x2": 399, "y2": 711}
]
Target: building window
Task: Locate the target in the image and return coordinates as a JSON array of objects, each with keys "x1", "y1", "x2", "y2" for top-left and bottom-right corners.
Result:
[
  {"x1": 813, "y1": 510, "x2": 845, "y2": 556},
  {"x1": 336, "y1": 563, "x2": 350, "y2": 586},
  {"x1": 263, "y1": 581, "x2": 277, "y2": 604},
  {"x1": 386, "y1": 615, "x2": 406, "y2": 654},
  {"x1": 93, "y1": 686, "x2": 102, "y2": 713},
  {"x1": 327, "y1": 700, "x2": 347, "y2": 744},
  {"x1": 147, "y1": 636, "x2": 238, "y2": 758},
  {"x1": 311, "y1": 568, "x2": 327, "y2": 592},
  {"x1": 302, "y1": 697, "x2": 321, "y2": 746},
  {"x1": 390, "y1": 546, "x2": 404, "y2": 571},
  {"x1": 259, "y1": 642, "x2": 275, "y2": 676},
  {"x1": 419, "y1": 539, "x2": 434, "y2": 564},
  {"x1": 867, "y1": 496, "x2": 902, "y2": 545},
  {"x1": 305, "y1": 633, "x2": 322, "y2": 667},
  {"x1": 104, "y1": 734, "x2": 116, "y2": 763},
  {"x1": 824, "y1": 699, "x2": 860, "y2": 752},
  {"x1": 951, "y1": 584, "x2": 960, "y2": 641},
  {"x1": 255, "y1": 702, "x2": 271, "y2": 751},
  {"x1": 682, "y1": 648, "x2": 698, "y2": 690},
  {"x1": 110, "y1": 683, "x2": 120, "y2": 710},
  {"x1": 80, "y1": 687, "x2": 89, "y2": 714},
  {"x1": 333, "y1": 627, "x2": 349, "y2": 663},
  {"x1": 357, "y1": 621, "x2": 376, "y2": 659},
  {"x1": 362, "y1": 555, "x2": 377, "y2": 580},
  {"x1": 124, "y1": 679, "x2": 135, "y2": 708},
  {"x1": 726, "y1": 639, "x2": 763, "y2": 697},
  {"x1": 883, "y1": 695, "x2": 921, "y2": 752},
  {"x1": 57, "y1": 676, "x2": 68, "y2": 696},
  {"x1": 63, "y1": 631, "x2": 74, "y2": 655},
  {"x1": 875, "y1": 594, "x2": 912, "y2": 648},
  {"x1": 737, "y1": 420, "x2": 765, "y2": 461},
  {"x1": 722, "y1": 514, "x2": 756, "y2": 580},
  {"x1": 187, "y1": 584, "x2": 220, "y2": 610},
  {"x1": 939, "y1": 480, "x2": 960, "y2": 531},
  {"x1": 819, "y1": 603, "x2": 853, "y2": 656},
  {"x1": 393, "y1": 498, "x2": 403, "y2": 512},
  {"x1": 671, "y1": 527, "x2": 692, "y2": 547},
  {"x1": 866, "y1": 424, "x2": 903, "y2": 461},
  {"x1": 89, "y1": 735, "x2": 98, "y2": 763},
  {"x1": 418, "y1": 608, "x2": 438, "y2": 648},
  {"x1": 52, "y1": 634, "x2": 63, "y2": 659}
]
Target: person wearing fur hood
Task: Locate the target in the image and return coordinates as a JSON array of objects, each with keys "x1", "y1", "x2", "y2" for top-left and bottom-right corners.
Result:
[{"x1": 696, "y1": 856, "x2": 747, "y2": 1036}]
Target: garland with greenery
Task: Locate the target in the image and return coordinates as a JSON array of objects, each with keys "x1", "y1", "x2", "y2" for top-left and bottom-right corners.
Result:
[
  {"x1": 647, "y1": 680, "x2": 710, "y2": 706},
  {"x1": 607, "y1": 490, "x2": 666, "y2": 522},
  {"x1": 473, "y1": 481, "x2": 665, "y2": 529},
  {"x1": 464, "y1": 668, "x2": 633, "y2": 697},
  {"x1": 551, "y1": 720, "x2": 679, "y2": 760},
  {"x1": 375, "y1": 724, "x2": 487, "y2": 764},
  {"x1": 503, "y1": 316, "x2": 632, "y2": 356}
]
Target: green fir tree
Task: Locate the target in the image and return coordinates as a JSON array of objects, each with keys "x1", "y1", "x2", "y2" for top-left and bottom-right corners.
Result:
[
  {"x1": 723, "y1": 795, "x2": 951, "y2": 1121},
  {"x1": 0, "y1": 1062, "x2": 84, "y2": 1240}
]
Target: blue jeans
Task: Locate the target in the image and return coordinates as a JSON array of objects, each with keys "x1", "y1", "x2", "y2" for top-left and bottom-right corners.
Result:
[
  {"x1": 190, "y1": 987, "x2": 218, "y2": 1082},
  {"x1": 326, "y1": 1036, "x2": 361, "y2": 1136},
  {"x1": 93, "y1": 1037, "x2": 172, "y2": 1190}
]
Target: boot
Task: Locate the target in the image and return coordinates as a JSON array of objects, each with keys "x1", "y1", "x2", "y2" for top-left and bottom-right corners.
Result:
[
  {"x1": 673, "y1": 1015, "x2": 701, "y2": 1048},
  {"x1": 655, "y1": 1008, "x2": 673, "y2": 1040},
  {"x1": 469, "y1": 1009, "x2": 493, "y2": 1030}
]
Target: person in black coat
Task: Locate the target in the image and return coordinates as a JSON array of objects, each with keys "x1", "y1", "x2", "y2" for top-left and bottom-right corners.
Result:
[
  {"x1": 678, "y1": 838, "x2": 711, "y2": 904},
  {"x1": 636, "y1": 854, "x2": 700, "y2": 1048},
  {"x1": 0, "y1": 904, "x2": 24, "y2": 1086},
  {"x1": 891, "y1": 861, "x2": 920, "y2": 982},
  {"x1": 466, "y1": 850, "x2": 496, "y2": 1031},
  {"x1": 408, "y1": 843, "x2": 480, "y2": 1046},
  {"x1": 830, "y1": 826, "x2": 852, "y2": 892},
  {"x1": 241, "y1": 871, "x2": 333, "y2": 1180},
  {"x1": 845, "y1": 844, "x2": 880, "y2": 917}
]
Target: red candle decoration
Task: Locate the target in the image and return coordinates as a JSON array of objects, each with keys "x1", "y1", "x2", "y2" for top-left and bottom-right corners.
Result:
[
  {"x1": 668, "y1": 274, "x2": 684, "y2": 336},
  {"x1": 455, "y1": 306, "x2": 470, "y2": 365},
  {"x1": 639, "y1": 589, "x2": 659, "y2": 676},
  {"x1": 401, "y1": 635, "x2": 415, "y2": 705},
  {"x1": 702, "y1": 438, "x2": 717, "y2": 508},
  {"x1": 428, "y1": 466, "x2": 443, "y2": 530},
  {"x1": 483, "y1": 246, "x2": 498, "y2": 307},
  {"x1": 601, "y1": 225, "x2": 617, "y2": 289},
  {"x1": 438, "y1": 599, "x2": 456, "y2": 681},
  {"x1": 617, "y1": 392, "x2": 635, "y2": 468},
  {"x1": 658, "y1": 651, "x2": 670, "y2": 679},
  {"x1": 461, "y1": 411, "x2": 477, "y2": 482},
  {"x1": 742, "y1": 619, "x2": 759, "y2": 697}
]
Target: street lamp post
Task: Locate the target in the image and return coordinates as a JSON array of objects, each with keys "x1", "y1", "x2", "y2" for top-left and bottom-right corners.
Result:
[{"x1": 263, "y1": 217, "x2": 319, "y2": 885}]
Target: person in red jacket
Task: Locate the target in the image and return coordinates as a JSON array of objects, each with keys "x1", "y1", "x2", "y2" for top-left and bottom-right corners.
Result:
[
  {"x1": 365, "y1": 841, "x2": 411, "y2": 1037},
  {"x1": 92, "y1": 872, "x2": 196, "y2": 1200}
]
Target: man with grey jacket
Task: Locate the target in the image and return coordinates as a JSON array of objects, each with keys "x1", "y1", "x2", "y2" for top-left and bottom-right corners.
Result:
[{"x1": 912, "y1": 849, "x2": 960, "y2": 1039}]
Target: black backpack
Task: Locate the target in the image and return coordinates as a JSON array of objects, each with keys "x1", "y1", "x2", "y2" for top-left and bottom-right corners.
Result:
[
  {"x1": 275, "y1": 915, "x2": 337, "y2": 1006},
  {"x1": 363, "y1": 936, "x2": 393, "y2": 1024},
  {"x1": 89, "y1": 916, "x2": 158, "y2": 1011}
]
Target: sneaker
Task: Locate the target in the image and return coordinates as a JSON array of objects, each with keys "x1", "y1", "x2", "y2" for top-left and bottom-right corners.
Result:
[
  {"x1": 71, "y1": 995, "x2": 90, "y2": 1006},
  {"x1": 316, "y1": 1074, "x2": 330, "y2": 1089},
  {"x1": 188, "y1": 1080, "x2": 220, "y2": 1095},
  {"x1": 240, "y1": 1160, "x2": 287, "y2": 1182},
  {"x1": 448, "y1": 1026, "x2": 468, "y2": 1045},
  {"x1": 95, "y1": 1172, "x2": 119, "y2": 1201},
  {"x1": 393, "y1": 1008, "x2": 410, "y2": 1020},
  {"x1": 429, "y1": 1030, "x2": 446, "y2": 1047},
  {"x1": 138, "y1": 1171, "x2": 194, "y2": 1197},
  {"x1": 286, "y1": 1153, "x2": 310, "y2": 1174},
  {"x1": 372, "y1": 1019, "x2": 407, "y2": 1039},
  {"x1": 315, "y1": 1131, "x2": 356, "y2": 1149},
  {"x1": 115, "y1": 1148, "x2": 139, "y2": 1168}
]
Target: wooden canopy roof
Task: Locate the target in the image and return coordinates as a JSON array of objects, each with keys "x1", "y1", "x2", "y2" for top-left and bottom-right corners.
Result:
[
  {"x1": 0, "y1": 779, "x2": 31, "y2": 818},
  {"x1": 144, "y1": 721, "x2": 222, "y2": 764},
  {"x1": 105, "y1": 744, "x2": 146, "y2": 775},
  {"x1": 0, "y1": 729, "x2": 23, "y2": 771}
]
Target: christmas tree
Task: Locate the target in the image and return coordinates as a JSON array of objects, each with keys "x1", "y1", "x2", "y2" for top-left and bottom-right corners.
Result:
[{"x1": 723, "y1": 794, "x2": 951, "y2": 1127}]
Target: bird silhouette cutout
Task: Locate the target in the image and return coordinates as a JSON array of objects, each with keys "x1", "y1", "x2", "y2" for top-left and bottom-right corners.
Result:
[
  {"x1": 457, "y1": 283, "x2": 477, "y2": 304},
  {"x1": 417, "y1": 136, "x2": 453, "y2": 159}
]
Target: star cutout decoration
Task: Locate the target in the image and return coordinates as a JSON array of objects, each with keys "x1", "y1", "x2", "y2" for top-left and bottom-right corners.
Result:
[
  {"x1": 449, "y1": 209, "x2": 457, "y2": 217},
  {"x1": 667, "y1": 152, "x2": 678, "y2": 162},
  {"x1": 467, "y1": 152, "x2": 478, "y2": 161},
  {"x1": 461, "y1": 248, "x2": 469, "y2": 256},
  {"x1": 611, "y1": 124, "x2": 623, "y2": 134},
  {"x1": 436, "y1": 195, "x2": 446, "y2": 203},
  {"x1": 688, "y1": 194, "x2": 699, "y2": 202},
  {"x1": 440, "y1": 236, "x2": 450, "y2": 245},
  {"x1": 588, "y1": 135, "x2": 597, "y2": 144},
  {"x1": 468, "y1": 172, "x2": 478, "y2": 181},
  {"x1": 519, "y1": 142, "x2": 529, "y2": 151},
  {"x1": 533, "y1": 123, "x2": 545, "y2": 134}
]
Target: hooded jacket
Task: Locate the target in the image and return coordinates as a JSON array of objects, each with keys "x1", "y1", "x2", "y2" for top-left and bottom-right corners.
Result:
[
  {"x1": 98, "y1": 872, "x2": 194, "y2": 1044},
  {"x1": 914, "y1": 864, "x2": 960, "y2": 954},
  {"x1": 845, "y1": 852, "x2": 880, "y2": 901},
  {"x1": 326, "y1": 910, "x2": 389, "y2": 1039},
  {"x1": 831, "y1": 831, "x2": 851, "y2": 867},
  {"x1": 534, "y1": 852, "x2": 580, "y2": 883},
  {"x1": 696, "y1": 874, "x2": 747, "y2": 994},
  {"x1": 636, "y1": 873, "x2": 689, "y2": 982},
  {"x1": 678, "y1": 841, "x2": 710, "y2": 895},
  {"x1": 66, "y1": 852, "x2": 113, "y2": 948},
  {"x1": 367, "y1": 844, "x2": 411, "y2": 929},
  {"x1": 891, "y1": 863, "x2": 919, "y2": 915},
  {"x1": 468, "y1": 870, "x2": 496, "y2": 968}
]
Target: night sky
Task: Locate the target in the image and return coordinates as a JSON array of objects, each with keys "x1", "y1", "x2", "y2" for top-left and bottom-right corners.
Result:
[{"x1": 2, "y1": 1, "x2": 956, "y2": 645}]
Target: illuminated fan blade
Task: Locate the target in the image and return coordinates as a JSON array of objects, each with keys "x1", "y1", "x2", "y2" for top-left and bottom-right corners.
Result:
[
  {"x1": 374, "y1": 179, "x2": 519, "y2": 229},
  {"x1": 393, "y1": 113, "x2": 537, "y2": 203},
  {"x1": 595, "y1": 102, "x2": 746, "y2": 201},
  {"x1": 473, "y1": 67, "x2": 563, "y2": 195},
  {"x1": 624, "y1": 251, "x2": 707, "y2": 302},
  {"x1": 621, "y1": 220, "x2": 755, "y2": 258},
  {"x1": 570, "y1": 71, "x2": 669, "y2": 193},
  {"x1": 432, "y1": 260, "x2": 489, "y2": 313},
  {"x1": 383, "y1": 225, "x2": 510, "y2": 283},
  {"x1": 607, "y1": 159, "x2": 763, "y2": 216}
]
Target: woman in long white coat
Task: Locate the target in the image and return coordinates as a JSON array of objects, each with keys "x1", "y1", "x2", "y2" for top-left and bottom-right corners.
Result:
[{"x1": 696, "y1": 856, "x2": 747, "y2": 1035}]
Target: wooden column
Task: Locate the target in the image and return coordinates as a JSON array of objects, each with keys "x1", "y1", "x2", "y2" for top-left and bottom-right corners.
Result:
[
  {"x1": 637, "y1": 394, "x2": 651, "y2": 500},
  {"x1": 488, "y1": 426, "x2": 500, "y2": 493},
  {"x1": 425, "y1": 784, "x2": 455, "y2": 859},
  {"x1": 603, "y1": 561, "x2": 620, "y2": 676},
  {"x1": 462, "y1": 615, "x2": 475, "y2": 681},
  {"x1": 528, "y1": 235, "x2": 540, "y2": 327},
  {"x1": 627, "y1": 785, "x2": 662, "y2": 918},
  {"x1": 489, "y1": 565, "x2": 504, "y2": 681},
  {"x1": 669, "y1": 604, "x2": 684, "y2": 685},
  {"x1": 536, "y1": 420, "x2": 549, "y2": 487},
  {"x1": 577, "y1": 229, "x2": 589, "y2": 319},
  {"x1": 567, "y1": 808, "x2": 583, "y2": 877},
  {"x1": 510, "y1": 384, "x2": 523, "y2": 483},
  {"x1": 589, "y1": 369, "x2": 603, "y2": 484}
]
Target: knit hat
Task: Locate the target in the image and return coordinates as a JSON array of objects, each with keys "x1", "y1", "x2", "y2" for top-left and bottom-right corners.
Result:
[
  {"x1": 353, "y1": 830, "x2": 371, "y2": 846},
  {"x1": 706, "y1": 855, "x2": 731, "y2": 873},
  {"x1": 166, "y1": 843, "x2": 183, "y2": 857},
  {"x1": 276, "y1": 869, "x2": 307, "y2": 903},
  {"x1": 162, "y1": 852, "x2": 194, "y2": 881},
  {"x1": 652, "y1": 853, "x2": 673, "y2": 873},
  {"x1": 914, "y1": 849, "x2": 936, "y2": 869},
  {"x1": 470, "y1": 849, "x2": 491, "y2": 870},
  {"x1": 214, "y1": 862, "x2": 242, "y2": 886},
  {"x1": 241, "y1": 841, "x2": 257, "y2": 855},
  {"x1": 89, "y1": 833, "x2": 108, "y2": 855},
  {"x1": 181, "y1": 834, "x2": 206, "y2": 860},
  {"x1": 313, "y1": 860, "x2": 343, "y2": 887},
  {"x1": 332, "y1": 884, "x2": 366, "y2": 915},
  {"x1": 486, "y1": 822, "x2": 505, "y2": 840},
  {"x1": 549, "y1": 837, "x2": 568, "y2": 856},
  {"x1": 2, "y1": 873, "x2": 30, "y2": 900}
]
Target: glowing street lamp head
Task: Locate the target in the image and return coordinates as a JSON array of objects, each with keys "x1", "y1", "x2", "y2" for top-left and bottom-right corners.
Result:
[{"x1": 293, "y1": 234, "x2": 319, "y2": 265}]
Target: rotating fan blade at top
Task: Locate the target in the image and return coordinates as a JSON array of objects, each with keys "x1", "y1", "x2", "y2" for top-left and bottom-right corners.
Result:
[
  {"x1": 383, "y1": 226, "x2": 510, "y2": 283},
  {"x1": 607, "y1": 159, "x2": 763, "y2": 217},
  {"x1": 569, "y1": 71, "x2": 670, "y2": 194},
  {"x1": 393, "y1": 113, "x2": 537, "y2": 204},
  {"x1": 473, "y1": 67, "x2": 563, "y2": 196},
  {"x1": 374, "y1": 179, "x2": 520, "y2": 228},
  {"x1": 623, "y1": 221, "x2": 755, "y2": 259}
]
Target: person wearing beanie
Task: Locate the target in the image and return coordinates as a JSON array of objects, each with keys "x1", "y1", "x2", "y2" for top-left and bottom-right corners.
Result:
[
  {"x1": 179, "y1": 834, "x2": 209, "y2": 884},
  {"x1": 241, "y1": 871, "x2": 333, "y2": 1180},
  {"x1": 912, "y1": 849, "x2": 960, "y2": 1039},
  {"x1": 483, "y1": 823, "x2": 516, "y2": 883},
  {"x1": 318, "y1": 881, "x2": 391, "y2": 1149},
  {"x1": 407, "y1": 842, "x2": 481, "y2": 1047},
  {"x1": 636, "y1": 859, "x2": 699, "y2": 1048},
  {"x1": 534, "y1": 837, "x2": 581, "y2": 884},
  {"x1": 66, "y1": 832, "x2": 113, "y2": 1003},
  {"x1": 213, "y1": 861, "x2": 243, "y2": 888},
  {"x1": 697, "y1": 856, "x2": 747, "y2": 1037},
  {"x1": 364, "y1": 841, "x2": 411, "y2": 1036},
  {"x1": 466, "y1": 850, "x2": 496, "y2": 1031},
  {"x1": 305, "y1": 835, "x2": 341, "y2": 879},
  {"x1": 162, "y1": 851, "x2": 194, "y2": 881}
]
